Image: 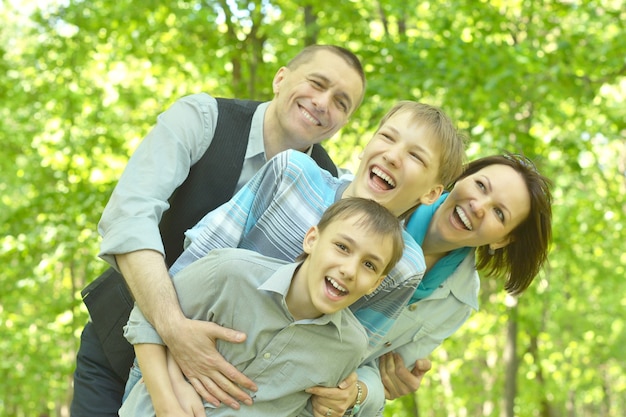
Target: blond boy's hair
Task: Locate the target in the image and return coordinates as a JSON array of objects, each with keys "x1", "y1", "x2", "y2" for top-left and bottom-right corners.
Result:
[{"x1": 378, "y1": 101, "x2": 466, "y2": 187}]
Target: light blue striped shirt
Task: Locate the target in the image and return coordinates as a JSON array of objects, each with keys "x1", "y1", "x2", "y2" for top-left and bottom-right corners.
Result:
[{"x1": 170, "y1": 150, "x2": 426, "y2": 348}]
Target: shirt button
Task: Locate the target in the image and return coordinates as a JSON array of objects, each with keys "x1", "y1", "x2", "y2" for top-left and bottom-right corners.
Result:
[
  {"x1": 408, "y1": 304, "x2": 417, "y2": 311},
  {"x1": 263, "y1": 352, "x2": 271, "y2": 359}
]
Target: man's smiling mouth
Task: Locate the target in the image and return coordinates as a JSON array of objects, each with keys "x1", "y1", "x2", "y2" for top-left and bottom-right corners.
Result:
[{"x1": 299, "y1": 105, "x2": 321, "y2": 126}]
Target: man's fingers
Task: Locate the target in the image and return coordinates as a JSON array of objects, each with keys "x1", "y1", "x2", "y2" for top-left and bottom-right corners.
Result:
[
  {"x1": 186, "y1": 369, "x2": 254, "y2": 409},
  {"x1": 191, "y1": 373, "x2": 250, "y2": 410},
  {"x1": 219, "y1": 361, "x2": 257, "y2": 392},
  {"x1": 204, "y1": 321, "x2": 247, "y2": 344},
  {"x1": 167, "y1": 320, "x2": 258, "y2": 409},
  {"x1": 206, "y1": 371, "x2": 254, "y2": 407},
  {"x1": 188, "y1": 377, "x2": 219, "y2": 408},
  {"x1": 185, "y1": 354, "x2": 257, "y2": 392}
]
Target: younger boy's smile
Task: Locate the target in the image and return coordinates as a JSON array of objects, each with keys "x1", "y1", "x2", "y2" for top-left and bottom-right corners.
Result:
[{"x1": 325, "y1": 276, "x2": 348, "y2": 299}]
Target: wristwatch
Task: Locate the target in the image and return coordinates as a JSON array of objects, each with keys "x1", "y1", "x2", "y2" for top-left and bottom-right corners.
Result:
[{"x1": 348, "y1": 381, "x2": 363, "y2": 416}]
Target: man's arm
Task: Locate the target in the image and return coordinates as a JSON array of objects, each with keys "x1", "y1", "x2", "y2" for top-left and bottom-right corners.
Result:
[
  {"x1": 123, "y1": 151, "x2": 302, "y2": 408},
  {"x1": 100, "y1": 94, "x2": 260, "y2": 408},
  {"x1": 99, "y1": 94, "x2": 219, "y2": 268},
  {"x1": 118, "y1": 250, "x2": 255, "y2": 409}
]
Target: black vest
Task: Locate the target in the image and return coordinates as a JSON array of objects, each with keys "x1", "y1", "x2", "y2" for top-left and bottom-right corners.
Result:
[{"x1": 81, "y1": 97, "x2": 338, "y2": 379}]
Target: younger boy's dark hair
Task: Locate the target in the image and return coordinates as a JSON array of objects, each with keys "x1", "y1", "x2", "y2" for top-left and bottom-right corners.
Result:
[{"x1": 297, "y1": 197, "x2": 404, "y2": 276}]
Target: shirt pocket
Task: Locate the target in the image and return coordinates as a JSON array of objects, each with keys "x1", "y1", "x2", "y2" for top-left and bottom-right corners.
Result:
[{"x1": 279, "y1": 360, "x2": 333, "y2": 387}]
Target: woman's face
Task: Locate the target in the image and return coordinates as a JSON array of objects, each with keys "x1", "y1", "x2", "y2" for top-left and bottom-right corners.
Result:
[{"x1": 433, "y1": 164, "x2": 531, "y2": 250}]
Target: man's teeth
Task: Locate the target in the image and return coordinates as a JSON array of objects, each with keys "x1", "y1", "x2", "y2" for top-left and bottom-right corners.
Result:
[
  {"x1": 301, "y1": 107, "x2": 321, "y2": 125},
  {"x1": 456, "y1": 206, "x2": 473, "y2": 230},
  {"x1": 371, "y1": 167, "x2": 396, "y2": 188},
  {"x1": 327, "y1": 277, "x2": 347, "y2": 295}
]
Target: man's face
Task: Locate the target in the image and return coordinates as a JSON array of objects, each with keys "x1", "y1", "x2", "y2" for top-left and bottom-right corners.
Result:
[
  {"x1": 345, "y1": 110, "x2": 444, "y2": 217},
  {"x1": 270, "y1": 50, "x2": 364, "y2": 148}
]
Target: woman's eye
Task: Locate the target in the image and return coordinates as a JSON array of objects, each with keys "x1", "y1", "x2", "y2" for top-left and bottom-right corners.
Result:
[
  {"x1": 495, "y1": 208, "x2": 505, "y2": 222},
  {"x1": 476, "y1": 180, "x2": 486, "y2": 191}
]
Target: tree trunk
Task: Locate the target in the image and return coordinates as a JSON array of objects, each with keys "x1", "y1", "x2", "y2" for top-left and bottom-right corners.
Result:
[
  {"x1": 303, "y1": 4, "x2": 318, "y2": 46},
  {"x1": 502, "y1": 295, "x2": 518, "y2": 417}
]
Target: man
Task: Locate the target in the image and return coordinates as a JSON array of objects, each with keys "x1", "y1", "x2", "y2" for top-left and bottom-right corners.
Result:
[{"x1": 71, "y1": 44, "x2": 366, "y2": 417}]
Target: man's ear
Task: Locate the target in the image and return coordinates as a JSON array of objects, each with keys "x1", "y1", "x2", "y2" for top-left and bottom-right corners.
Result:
[
  {"x1": 419, "y1": 184, "x2": 444, "y2": 205},
  {"x1": 302, "y1": 226, "x2": 319, "y2": 255},
  {"x1": 272, "y1": 67, "x2": 288, "y2": 94},
  {"x1": 366, "y1": 275, "x2": 386, "y2": 295}
]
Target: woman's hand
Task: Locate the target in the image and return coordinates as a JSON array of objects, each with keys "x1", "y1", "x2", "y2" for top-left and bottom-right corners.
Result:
[
  {"x1": 306, "y1": 373, "x2": 362, "y2": 417},
  {"x1": 380, "y1": 352, "x2": 432, "y2": 400}
]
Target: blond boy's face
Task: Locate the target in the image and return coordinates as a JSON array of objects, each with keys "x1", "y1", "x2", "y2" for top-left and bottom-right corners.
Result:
[
  {"x1": 345, "y1": 110, "x2": 444, "y2": 217},
  {"x1": 298, "y1": 216, "x2": 392, "y2": 316}
]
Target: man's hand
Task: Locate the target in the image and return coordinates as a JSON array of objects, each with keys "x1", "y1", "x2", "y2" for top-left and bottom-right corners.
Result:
[
  {"x1": 306, "y1": 373, "x2": 361, "y2": 417},
  {"x1": 117, "y1": 251, "x2": 257, "y2": 409},
  {"x1": 162, "y1": 318, "x2": 258, "y2": 409},
  {"x1": 379, "y1": 353, "x2": 432, "y2": 400}
]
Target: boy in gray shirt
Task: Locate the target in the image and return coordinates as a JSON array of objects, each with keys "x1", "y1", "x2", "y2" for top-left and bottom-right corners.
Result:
[{"x1": 120, "y1": 198, "x2": 404, "y2": 417}]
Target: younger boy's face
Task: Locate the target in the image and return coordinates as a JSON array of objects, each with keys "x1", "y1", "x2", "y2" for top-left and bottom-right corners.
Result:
[
  {"x1": 299, "y1": 216, "x2": 393, "y2": 315},
  {"x1": 345, "y1": 110, "x2": 444, "y2": 216}
]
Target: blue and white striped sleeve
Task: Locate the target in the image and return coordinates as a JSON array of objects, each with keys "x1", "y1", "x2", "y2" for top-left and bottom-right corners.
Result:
[{"x1": 169, "y1": 151, "x2": 292, "y2": 275}]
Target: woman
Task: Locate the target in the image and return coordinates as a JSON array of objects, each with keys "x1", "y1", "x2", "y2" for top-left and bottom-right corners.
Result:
[{"x1": 309, "y1": 153, "x2": 553, "y2": 417}]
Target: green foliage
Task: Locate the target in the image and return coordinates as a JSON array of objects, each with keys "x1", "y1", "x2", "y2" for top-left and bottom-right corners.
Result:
[{"x1": 1, "y1": 0, "x2": 625, "y2": 416}]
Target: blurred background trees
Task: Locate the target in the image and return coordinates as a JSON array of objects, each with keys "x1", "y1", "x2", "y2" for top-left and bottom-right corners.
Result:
[{"x1": 1, "y1": 0, "x2": 624, "y2": 416}]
